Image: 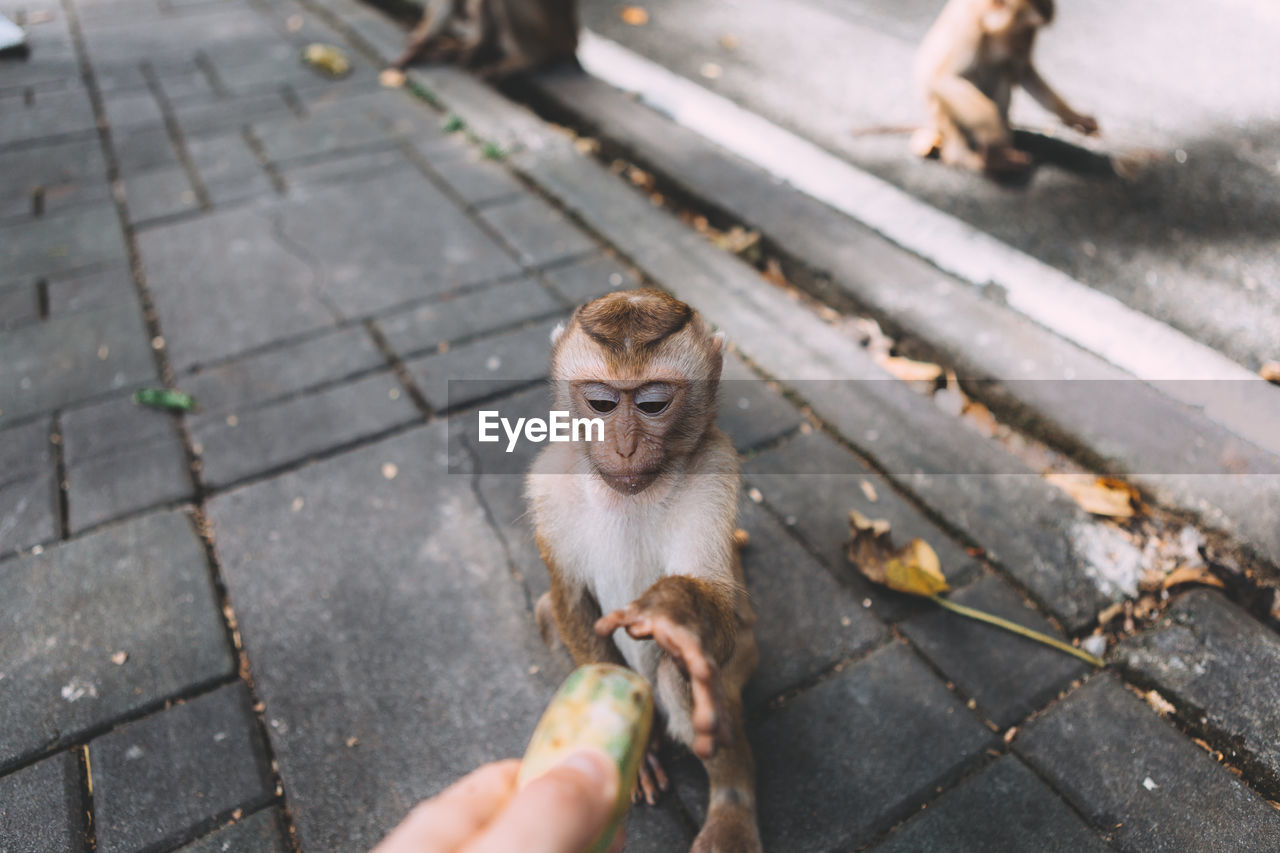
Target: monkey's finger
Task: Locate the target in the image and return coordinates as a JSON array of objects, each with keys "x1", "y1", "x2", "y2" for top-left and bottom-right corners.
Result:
[
  {"x1": 647, "y1": 751, "x2": 670, "y2": 792},
  {"x1": 594, "y1": 608, "x2": 637, "y2": 637},
  {"x1": 372, "y1": 760, "x2": 519, "y2": 853},
  {"x1": 638, "y1": 765, "x2": 660, "y2": 805}
]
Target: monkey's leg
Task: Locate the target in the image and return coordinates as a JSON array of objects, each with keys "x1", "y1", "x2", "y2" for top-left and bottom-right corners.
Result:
[
  {"x1": 393, "y1": 2, "x2": 458, "y2": 69},
  {"x1": 931, "y1": 76, "x2": 1031, "y2": 174},
  {"x1": 652, "y1": 619, "x2": 761, "y2": 853}
]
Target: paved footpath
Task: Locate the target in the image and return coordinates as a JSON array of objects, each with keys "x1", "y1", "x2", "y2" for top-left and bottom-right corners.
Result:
[{"x1": 2, "y1": 0, "x2": 1279, "y2": 850}]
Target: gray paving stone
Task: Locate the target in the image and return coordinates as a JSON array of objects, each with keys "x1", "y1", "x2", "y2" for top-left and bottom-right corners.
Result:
[
  {"x1": 739, "y1": 642, "x2": 994, "y2": 852},
  {"x1": 0, "y1": 86, "x2": 96, "y2": 147},
  {"x1": 191, "y1": 370, "x2": 418, "y2": 489},
  {"x1": 1015, "y1": 673, "x2": 1280, "y2": 852},
  {"x1": 176, "y1": 806, "x2": 287, "y2": 853},
  {"x1": 0, "y1": 474, "x2": 58, "y2": 555},
  {"x1": 137, "y1": 205, "x2": 337, "y2": 371},
  {"x1": 900, "y1": 575, "x2": 1090, "y2": 729},
  {"x1": 46, "y1": 264, "x2": 138, "y2": 316},
  {"x1": 376, "y1": 277, "x2": 561, "y2": 359},
  {"x1": 0, "y1": 751, "x2": 87, "y2": 853},
  {"x1": 0, "y1": 137, "x2": 109, "y2": 222},
  {"x1": 432, "y1": 154, "x2": 525, "y2": 207},
  {"x1": 0, "y1": 511, "x2": 234, "y2": 768},
  {"x1": 479, "y1": 195, "x2": 597, "y2": 268},
  {"x1": 404, "y1": 318, "x2": 562, "y2": 413},
  {"x1": 625, "y1": 800, "x2": 694, "y2": 853},
  {"x1": 188, "y1": 132, "x2": 274, "y2": 205},
  {"x1": 0, "y1": 417, "x2": 53, "y2": 483},
  {"x1": 276, "y1": 168, "x2": 522, "y2": 316},
  {"x1": 467, "y1": 385, "x2": 557, "y2": 602},
  {"x1": 252, "y1": 95, "x2": 401, "y2": 166},
  {"x1": 540, "y1": 251, "x2": 641, "y2": 305},
  {"x1": 60, "y1": 391, "x2": 176, "y2": 466},
  {"x1": 0, "y1": 282, "x2": 38, "y2": 330},
  {"x1": 125, "y1": 166, "x2": 199, "y2": 225},
  {"x1": 90, "y1": 683, "x2": 274, "y2": 853},
  {"x1": 0, "y1": 203, "x2": 128, "y2": 283},
  {"x1": 112, "y1": 125, "x2": 181, "y2": 178},
  {"x1": 718, "y1": 355, "x2": 805, "y2": 452},
  {"x1": 870, "y1": 755, "x2": 1109, "y2": 853},
  {"x1": 280, "y1": 146, "x2": 411, "y2": 190},
  {"x1": 1114, "y1": 589, "x2": 1280, "y2": 797},
  {"x1": 739, "y1": 500, "x2": 889, "y2": 706},
  {"x1": 0, "y1": 303, "x2": 157, "y2": 423},
  {"x1": 172, "y1": 90, "x2": 293, "y2": 139},
  {"x1": 743, "y1": 430, "x2": 982, "y2": 620},
  {"x1": 68, "y1": 440, "x2": 193, "y2": 533},
  {"x1": 100, "y1": 88, "x2": 164, "y2": 130},
  {"x1": 206, "y1": 424, "x2": 563, "y2": 851},
  {"x1": 180, "y1": 325, "x2": 386, "y2": 416}
]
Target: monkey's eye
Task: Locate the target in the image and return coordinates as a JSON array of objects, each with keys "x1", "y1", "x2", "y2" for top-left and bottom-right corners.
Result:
[
  {"x1": 588, "y1": 398, "x2": 618, "y2": 413},
  {"x1": 635, "y1": 385, "x2": 673, "y2": 416}
]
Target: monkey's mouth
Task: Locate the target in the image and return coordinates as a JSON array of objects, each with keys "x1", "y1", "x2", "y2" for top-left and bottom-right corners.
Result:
[{"x1": 597, "y1": 470, "x2": 660, "y2": 495}]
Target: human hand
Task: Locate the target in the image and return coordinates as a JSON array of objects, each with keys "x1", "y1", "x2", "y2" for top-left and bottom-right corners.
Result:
[{"x1": 372, "y1": 750, "x2": 621, "y2": 853}]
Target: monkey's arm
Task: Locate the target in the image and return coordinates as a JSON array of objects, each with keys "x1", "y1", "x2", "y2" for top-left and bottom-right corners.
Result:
[
  {"x1": 1021, "y1": 65, "x2": 1098, "y2": 134},
  {"x1": 595, "y1": 575, "x2": 738, "y2": 759}
]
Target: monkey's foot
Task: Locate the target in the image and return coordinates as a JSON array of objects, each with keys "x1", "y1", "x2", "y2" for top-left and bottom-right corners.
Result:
[
  {"x1": 634, "y1": 746, "x2": 669, "y2": 805},
  {"x1": 983, "y1": 145, "x2": 1034, "y2": 175},
  {"x1": 691, "y1": 803, "x2": 762, "y2": 853},
  {"x1": 909, "y1": 127, "x2": 942, "y2": 159},
  {"x1": 595, "y1": 607, "x2": 730, "y2": 760}
]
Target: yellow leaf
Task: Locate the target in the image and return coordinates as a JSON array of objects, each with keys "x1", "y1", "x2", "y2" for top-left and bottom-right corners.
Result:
[
  {"x1": 1044, "y1": 473, "x2": 1137, "y2": 518},
  {"x1": 876, "y1": 355, "x2": 944, "y2": 383},
  {"x1": 883, "y1": 539, "x2": 950, "y2": 596},
  {"x1": 848, "y1": 510, "x2": 890, "y2": 536},
  {"x1": 1261, "y1": 361, "x2": 1280, "y2": 385},
  {"x1": 620, "y1": 6, "x2": 648, "y2": 25}
]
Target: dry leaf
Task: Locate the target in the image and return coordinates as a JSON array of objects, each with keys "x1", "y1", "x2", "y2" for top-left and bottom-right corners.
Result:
[
  {"x1": 848, "y1": 513, "x2": 949, "y2": 596},
  {"x1": 859, "y1": 480, "x2": 878, "y2": 502},
  {"x1": 849, "y1": 510, "x2": 891, "y2": 537},
  {"x1": 1145, "y1": 690, "x2": 1176, "y2": 716},
  {"x1": 1260, "y1": 361, "x2": 1280, "y2": 385},
  {"x1": 379, "y1": 68, "x2": 406, "y2": 88},
  {"x1": 700, "y1": 62, "x2": 723, "y2": 80},
  {"x1": 1162, "y1": 566, "x2": 1225, "y2": 590},
  {"x1": 876, "y1": 355, "x2": 944, "y2": 383},
  {"x1": 883, "y1": 539, "x2": 950, "y2": 596},
  {"x1": 733, "y1": 528, "x2": 750, "y2": 547},
  {"x1": 620, "y1": 6, "x2": 648, "y2": 25},
  {"x1": 719, "y1": 34, "x2": 740, "y2": 50},
  {"x1": 110, "y1": 651, "x2": 128, "y2": 665},
  {"x1": 1044, "y1": 473, "x2": 1137, "y2": 518}
]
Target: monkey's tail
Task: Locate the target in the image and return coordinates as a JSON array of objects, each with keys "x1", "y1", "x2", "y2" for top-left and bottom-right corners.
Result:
[{"x1": 848, "y1": 124, "x2": 921, "y2": 138}]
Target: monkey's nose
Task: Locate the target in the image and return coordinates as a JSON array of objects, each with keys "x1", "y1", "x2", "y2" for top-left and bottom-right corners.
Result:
[{"x1": 615, "y1": 429, "x2": 638, "y2": 458}]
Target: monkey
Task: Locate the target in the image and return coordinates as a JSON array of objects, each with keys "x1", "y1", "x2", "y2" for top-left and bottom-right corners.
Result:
[
  {"x1": 526, "y1": 290, "x2": 762, "y2": 853},
  {"x1": 393, "y1": 0, "x2": 578, "y2": 78},
  {"x1": 912, "y1": 0, "x2": 1098, "y2": 175},
  {"x1": 393, "y1": 0, "x2": 473, "y2": 70}
]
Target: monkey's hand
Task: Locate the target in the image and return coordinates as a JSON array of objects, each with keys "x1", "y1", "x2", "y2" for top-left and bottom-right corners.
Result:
[
  {"x1": 1068, "y1": 113, "x2": 1099, "y2": 136},
  {"x1": 595, "y1": 594, "x2": 731, "y2": 760}
]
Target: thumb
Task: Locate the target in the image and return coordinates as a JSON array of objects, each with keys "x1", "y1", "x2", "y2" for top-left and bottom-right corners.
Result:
[{"x1": 466, "y1": 749, "x2": 619, "y2": 853}]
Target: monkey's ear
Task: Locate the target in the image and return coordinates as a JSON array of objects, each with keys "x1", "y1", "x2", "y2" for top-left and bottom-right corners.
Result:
[
  {"x1": 710, "y1": 331, "x2": 727, "y2": 354},
  {"x1": 550, "y1": 322, "x2": 566, "y2": 345}
]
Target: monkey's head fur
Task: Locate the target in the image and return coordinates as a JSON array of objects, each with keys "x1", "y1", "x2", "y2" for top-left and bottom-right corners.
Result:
[
  {"x1": 548, "y1": 289, "x2": 724, "y2": 495},
  {"x1": 983, "y1": 0, "x2": 1054, "y2": 34}
]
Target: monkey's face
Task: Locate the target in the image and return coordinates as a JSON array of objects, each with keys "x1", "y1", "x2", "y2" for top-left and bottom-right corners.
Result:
[{"x1": 572, "y1": 379, "x2": 696, "y2": 495}]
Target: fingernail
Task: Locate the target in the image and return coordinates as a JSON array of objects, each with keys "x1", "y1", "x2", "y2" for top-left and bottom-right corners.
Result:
[{"x1": 556, "y1": 749, "x2": 618, "y2": 799}]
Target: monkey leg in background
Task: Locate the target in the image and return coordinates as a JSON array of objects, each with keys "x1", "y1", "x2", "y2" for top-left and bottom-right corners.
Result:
[
  {"x1": 528, "y1": 290, "x2": 763, "y2": 852},
  {"x1": 394, "y1": 0, "x2": 579, "y2": 77}
]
